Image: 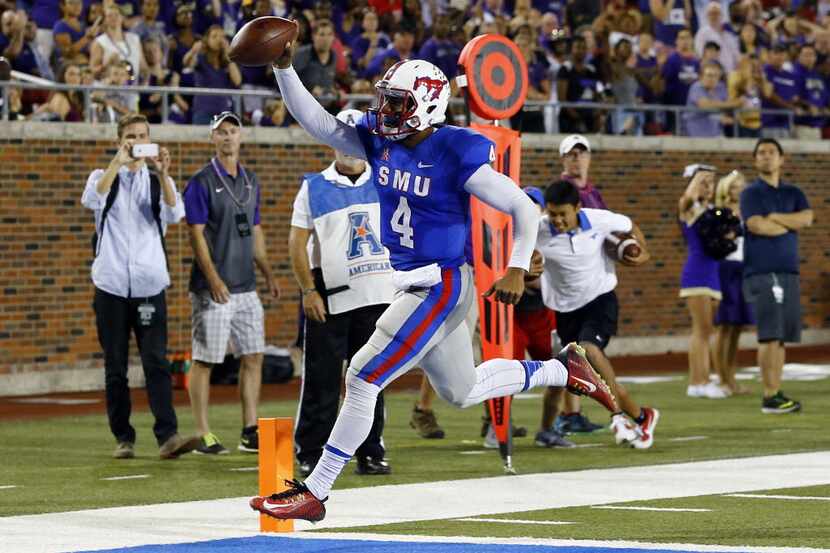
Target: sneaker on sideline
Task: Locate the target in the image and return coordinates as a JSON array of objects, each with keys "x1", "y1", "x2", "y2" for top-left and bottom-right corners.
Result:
[
  {"x1": 534, "y1": 428, "x2": 576, "y2": 448},
  {"x1": 410, "y1": 405, "x2": 445, "y2": 439},
  {"x1": 761, "y1": 391, "x2": 802, "y2": 414},
  {"x1": 238, "y1": 426, "x2": 258, "y2": 453},
  {"x1": 113, "y1": 441, "x2": 135, "y2": 459},
  {"x1": 193, "y1": 432, "x2": 229, "y2": 455}
]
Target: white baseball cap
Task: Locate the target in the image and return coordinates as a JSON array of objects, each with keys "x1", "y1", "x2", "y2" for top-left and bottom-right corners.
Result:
[
  {"x1": 336, "y1": 108, "x2": 363, "y2": 127},
  {"x1": 210, "y1": 111, "x2": 241, "y2": 130},
  {"x1": 559, "y1": 134, "x2": 590, "y2": 156}
]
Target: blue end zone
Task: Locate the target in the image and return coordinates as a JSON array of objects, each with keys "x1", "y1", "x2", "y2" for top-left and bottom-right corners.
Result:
[{"x1": 86, "y1": 535, "x2": 713, "y2": 553}]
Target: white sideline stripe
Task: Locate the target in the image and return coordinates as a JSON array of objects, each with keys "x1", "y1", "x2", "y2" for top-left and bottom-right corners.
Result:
[
  {"x1": 459, "y1": 450, "x2": 486, "y2": 455},
  {"x1": 454, "y1": 517, "x2": 576, "y2": 525},
  {"x1": 592, "y1": 506, "x2": 712, "y2": 512},
  {"x1": 3, "y1": 451, "x2": 830, "y2": 553},
  {"x1": 669, "y1": 436, "x2": 709, "y2": 442},
  {"x1": 572, "y1": 443, "x2": 605, "y2": 448},
  {"x1": 0, "y1": 485, "x2": 18, "y2": 490},
  {"x1": 293, "y1": 532, "x2": 830, "y2": 553},
  {"x1": 228, "y1": 467, "x2": 258, "y2": 472},
  {"x1": 100, "y1": 475, "x2": 150, "y2": 481},
  {"x1": 725, "y1": 493, "x2": 830, "y2": 501}
]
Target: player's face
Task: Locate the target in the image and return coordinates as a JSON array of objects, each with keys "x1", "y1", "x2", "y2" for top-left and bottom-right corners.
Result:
[
  {"x1": 379, "y1": 90, "x2": 414, "y2": 129},
  {"x1": 546, "y1": 203, "x2": 579, "y2": 233}
]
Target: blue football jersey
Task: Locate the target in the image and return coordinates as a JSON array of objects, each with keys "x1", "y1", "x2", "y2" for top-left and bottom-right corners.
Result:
[{"x1": 355, "y1": 112, "x2": 495, "y2": 271}]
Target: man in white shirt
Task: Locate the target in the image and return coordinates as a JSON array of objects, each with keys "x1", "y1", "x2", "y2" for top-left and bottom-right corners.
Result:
[
  {"x1": 536, "y1": 180, "x2": 660, "y2": 449},
  {"x1": 82, "y1": 113, "x2": 196, "y2": 460},
  {"x1": 289, "y1": 109, "x2": 396, "y2": 477}
]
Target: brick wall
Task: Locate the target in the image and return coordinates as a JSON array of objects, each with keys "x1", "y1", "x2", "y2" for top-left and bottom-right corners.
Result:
[{"x1": 1, "y1": 125, "x2": 828, "y2": 381}]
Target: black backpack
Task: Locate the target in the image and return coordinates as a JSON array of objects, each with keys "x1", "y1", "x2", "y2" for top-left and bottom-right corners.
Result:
[{"x1": 90, "y1": 172, "x2": 168, "y2": 269}]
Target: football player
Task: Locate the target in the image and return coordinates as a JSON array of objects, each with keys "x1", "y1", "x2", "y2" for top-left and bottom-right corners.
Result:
[{"x1": 250, "y1": 44, "x2": 617, "y2": 522}]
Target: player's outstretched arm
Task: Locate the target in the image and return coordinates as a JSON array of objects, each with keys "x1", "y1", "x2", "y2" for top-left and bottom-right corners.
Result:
[
  {"x1": 464, "y1": 164, "x2": 539, "y2": 270},
  {"x1": 272, "y1": 43, "x2": 366, "y2": 160},
  {"x1": 465, "y1": 164, "x2": 540, "y2": 304}
]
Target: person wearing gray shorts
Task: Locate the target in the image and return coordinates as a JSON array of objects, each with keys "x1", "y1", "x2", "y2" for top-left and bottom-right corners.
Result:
[
  {"x1": 740, "y1": 139, "x2": 813, "y2": 414},
  {"x1": 183, "y1": 112, "x2": 280, "y2": 454}
]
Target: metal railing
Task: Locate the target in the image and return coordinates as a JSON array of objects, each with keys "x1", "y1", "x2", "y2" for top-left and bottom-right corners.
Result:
[{"x1": 0, "y1": 80, "x2": 798, "y2": 137}]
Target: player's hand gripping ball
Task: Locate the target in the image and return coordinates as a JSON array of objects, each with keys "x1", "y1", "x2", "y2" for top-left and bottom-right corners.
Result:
[{"x1": 228, "y1": 16, "x2": 299, "y2": 66}]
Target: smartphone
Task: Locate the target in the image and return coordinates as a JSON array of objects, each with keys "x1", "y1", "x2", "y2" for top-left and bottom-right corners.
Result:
[{"x1": 132, "y1": 143, "x2": 159, "y2": 158}]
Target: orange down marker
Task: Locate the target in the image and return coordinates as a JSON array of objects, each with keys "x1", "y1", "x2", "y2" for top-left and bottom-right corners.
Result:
[{"x1": 258, "y1": 417, "x2": 294, "y2": 532}]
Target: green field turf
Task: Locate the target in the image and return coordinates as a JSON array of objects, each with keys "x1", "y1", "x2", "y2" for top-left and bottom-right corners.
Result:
[
  {"x1": 334, "y1": 484, "x2": 830, "y2": 548},
  {"x1": 1, "y1": 376, "x2": 828, "y2": 522}
]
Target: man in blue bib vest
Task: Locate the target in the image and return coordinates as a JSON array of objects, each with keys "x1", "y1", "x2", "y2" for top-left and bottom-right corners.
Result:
[{"x1": 289, "y1": 109, "x2": 396, "y2": 477}]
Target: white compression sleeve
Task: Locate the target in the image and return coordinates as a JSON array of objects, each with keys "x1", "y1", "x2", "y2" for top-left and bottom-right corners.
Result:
[
  {"x1": 272, "y1": 66, "x2": 367, "y2": 160},
  {"x1": 463, "y1": 164, "x2": 540, "y2": 270}
]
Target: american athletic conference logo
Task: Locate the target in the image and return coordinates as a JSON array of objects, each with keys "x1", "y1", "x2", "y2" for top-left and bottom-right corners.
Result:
[{"x1": 347, "y1": 212, "x2": 384, "y2": 260}]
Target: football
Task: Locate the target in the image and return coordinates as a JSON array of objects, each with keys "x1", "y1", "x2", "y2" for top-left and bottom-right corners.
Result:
[
  {"x1": 605, "y1": 232, "x2": 641, "y2": 261},
  {"x1": 229, "y1": 16, "x2": 298, "y2": 67}
]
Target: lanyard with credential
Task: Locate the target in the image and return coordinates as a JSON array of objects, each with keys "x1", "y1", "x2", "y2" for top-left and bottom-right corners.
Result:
[{"x1": 211, "y1": 157, "x2": 254, "y2": 237}]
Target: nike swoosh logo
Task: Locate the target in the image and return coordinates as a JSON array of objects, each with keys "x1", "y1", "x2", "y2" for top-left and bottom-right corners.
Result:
[
  {"x1": 262, "y1": 499, "x2": 294, "y2": 510},
  {"x1": 215, "y1": 188, "x2": 223, "y2": 193},
  {"x1": 417, "y1": 162, "x2": 433, "y2": 168},
  {"x1": 570, "y1": 376, "x2": 597, "y2": 393}
]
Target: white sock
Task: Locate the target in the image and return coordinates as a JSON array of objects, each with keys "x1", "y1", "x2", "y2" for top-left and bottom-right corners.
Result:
[
  {"x1": 462, "y1": 358, "x2": 568, "y2": 406},
  {"x1": 304, "y1": 373, "x2": 379, "y2": 500}
]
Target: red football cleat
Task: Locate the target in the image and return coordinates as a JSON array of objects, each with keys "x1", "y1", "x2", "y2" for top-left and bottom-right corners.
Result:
[
  {"x1": 632, "y1": 407, "x2": 660, "y2": 449},
  {"x1": 250, "y1": 479, "x2": 326, "y2": 522},
  {"x1": 558, "y1": 343, "x2": 618, "y2": 412}
]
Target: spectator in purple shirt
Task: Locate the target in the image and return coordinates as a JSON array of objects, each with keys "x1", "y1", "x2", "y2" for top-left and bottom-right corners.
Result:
[
  {"x1": 651, "y1": 0, "x2": 692, "y2": 49},
  {"x1": 133, "y1": 0, "x2": 169, "y2": 61},
  {"x1": 17, "y1": 0, "x2": 62, "y2": 62},
  {"x1": 684, "y1": 61, "x2": 742, "y2": 136},
  {"x1": 792, "y1": 44, "x2": 828, "y2": 139},
  {"x1": 363, "y1": 26, "x2": 415, "y2": 81},
  {"x1": 183, "y1": 24, "x2": 242, "y2": 125},
  {"x1": 662, "y1": 28, "x2": 700, "y2": 106},
  {"x1": 510, "y1": 24, "x2": 551, "y2": 133},
  {"x1": 559, "y1": 134, "x2": 608, "y2": 209},
  {"x1": 762, "y1": 43, "x2": 800, "y2": 138},
  {"x1": 534, "y1": 0, "x2": 566, "y2": 21},
  {"x1": 4, "y1": 17, "x2": 54, "y2": 80},
  {"x1": 417, "y1": 15, "x2": 461, "y2": 81},
  {"x1": 350, "y1": 9, "x2": 389, "y2": 76},
  {"x1": 54, "y1": 0, "x2": 100, "y2": 66}
]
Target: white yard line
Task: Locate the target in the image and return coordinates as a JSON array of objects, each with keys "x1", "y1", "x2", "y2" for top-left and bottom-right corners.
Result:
[
  {"x1": 1, "y1": 451, "x2": 829, "y2": 553},
  {"x1": 725, "y1": 493, "x2": 830, "y2": 501},
  {"x1": 454, "y1": 517, "x2": 576, "y2": 525},
  {"x1": 459, "y1": 450, "x2": 487, "y2": 455},
  {"x1": 0, "y1": 485, "x2": 18, "y2": 490},
  {"x1": 669, "y1": 436, "x2": 709, "y2": 442},
  {"x1": 100, "y1": 475, "x2": 150, "y2": 481},
  {"x1": 592, "y1": 506, "x2": 712, "y2": 512},
  {"x1": 228, "y1": 467, "x2": 258, "y2": 472}
]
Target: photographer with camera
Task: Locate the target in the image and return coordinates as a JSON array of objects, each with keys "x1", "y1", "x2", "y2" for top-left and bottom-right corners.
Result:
[{"x1": 81, "y1": 113, "x2": 196, "y2": 460}]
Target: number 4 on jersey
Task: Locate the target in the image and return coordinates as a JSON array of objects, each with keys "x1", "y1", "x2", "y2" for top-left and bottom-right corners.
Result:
[{"x1": 391, "y1": 196, "x2": 414, "y2": 248}]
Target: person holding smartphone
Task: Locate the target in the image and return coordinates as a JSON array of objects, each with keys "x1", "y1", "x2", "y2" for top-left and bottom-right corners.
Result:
[{"x1": 81, "y1": 113, "x2": 197, "y2": 460}]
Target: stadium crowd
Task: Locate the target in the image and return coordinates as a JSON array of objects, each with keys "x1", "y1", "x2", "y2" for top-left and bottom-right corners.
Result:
[{"x1": 2, "y1": 0, "x2": 830, "y2": 136}]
